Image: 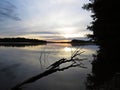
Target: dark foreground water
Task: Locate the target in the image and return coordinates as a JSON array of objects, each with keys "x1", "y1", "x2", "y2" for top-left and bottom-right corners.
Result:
[{"x1": 0, "y1": 43, "x2": 98, "y2": 90}]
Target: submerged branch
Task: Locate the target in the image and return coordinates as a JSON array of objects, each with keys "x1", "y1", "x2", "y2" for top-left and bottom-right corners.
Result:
[{"x1": 12, "y1": 50, "x2": 87, "y2": 90}]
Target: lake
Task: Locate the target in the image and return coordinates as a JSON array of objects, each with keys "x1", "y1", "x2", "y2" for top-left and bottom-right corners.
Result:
[{"x1": 0, "y1": 43, "x2": 98, "y2": 90}]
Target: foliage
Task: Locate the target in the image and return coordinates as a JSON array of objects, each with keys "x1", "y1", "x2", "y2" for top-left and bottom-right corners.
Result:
[
  {"x1": 83, "y1": 0, "x2": 120, "y2": 46},
  {"x1": 83, "y1": 0, "x2": 120, "y2": 90}
]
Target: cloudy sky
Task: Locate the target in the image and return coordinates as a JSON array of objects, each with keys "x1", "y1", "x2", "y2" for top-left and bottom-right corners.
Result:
[{"x1": 0, "y1": 0, "x2": 92, "y2": 41}]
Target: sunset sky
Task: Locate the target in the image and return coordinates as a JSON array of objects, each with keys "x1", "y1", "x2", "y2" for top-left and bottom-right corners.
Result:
[{"x1": 0, "y1": 0, "x2": 92, "y2": 42}]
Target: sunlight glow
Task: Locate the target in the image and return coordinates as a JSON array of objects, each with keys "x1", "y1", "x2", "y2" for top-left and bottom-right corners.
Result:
[
  {"x1": 56, "y1": 27, "x2": 78, "y2": 34},
  {"x1": 63, "y1": 34, "x2": 80, "y2": 38},
  {"x1": 64, "y1": 47, "x2": 72, "y2": 52},
  {"x1": 0, "y1": 0, "x2": 92, "y2": 42}
]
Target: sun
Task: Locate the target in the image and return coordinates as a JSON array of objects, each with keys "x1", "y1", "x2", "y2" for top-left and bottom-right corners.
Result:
[
  {"x1": 56, "y1": 27, "x2": 78, "y2": 34},
  {"x1": 63, "y1": 34, "x2": 80, "y2": 38},
  {"x1": 63, "y1": 34, "x2": 72, "y2": 38}
]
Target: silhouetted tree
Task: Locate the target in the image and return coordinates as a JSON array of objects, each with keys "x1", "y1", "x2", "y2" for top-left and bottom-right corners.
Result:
[
  {"x1": 83, "y1": 0, "x2": 120, "y2": 90},
  {"x1": 83, "y1": 0, "x2": 120, "y2": 46}
]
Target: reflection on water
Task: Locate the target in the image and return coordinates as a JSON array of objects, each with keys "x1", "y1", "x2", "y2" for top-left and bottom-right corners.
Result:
[
  {"x1": 86, "y1": 45, "x2": 120, "y2": 90},
  {"x1": 0, "y1": 43, "x2": 47, "y2": 47},
  {"x1": 64, "y1": 47, "x2": 73, "y2": 52},
  {"x1": 12, "y1": 50, "x2": 87, "y2": 90},
  {"x1": 0, "y1": 43, "x2": 98, "y2": 90}
]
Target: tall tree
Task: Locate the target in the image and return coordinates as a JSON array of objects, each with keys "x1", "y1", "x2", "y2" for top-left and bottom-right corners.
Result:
[
  {"x1": 84, "y1": 0, "x2": 120, "y2": 89},
  {"x1": 83, "y1": 0, "x2": 120, "y2": 46}
]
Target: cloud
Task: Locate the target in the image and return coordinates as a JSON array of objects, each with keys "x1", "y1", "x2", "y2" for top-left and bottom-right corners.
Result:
[
  {"x1": 0, "y1": 0, "x2": 92, "y2": 41},
  {"x1": 0, "y1": 0, "x2": 21, "y2": 21}
]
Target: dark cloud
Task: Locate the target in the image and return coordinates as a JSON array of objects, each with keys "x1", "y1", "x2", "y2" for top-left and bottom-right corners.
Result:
[
  {"x1": 0, "y1": 0, "x2": 20, "y2": 21},
  {"x1": 28, "y1": 31, "x2": 59, "y2": 34}
]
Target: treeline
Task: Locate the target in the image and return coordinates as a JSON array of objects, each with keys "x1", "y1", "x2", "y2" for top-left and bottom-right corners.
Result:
[
  {"x1": 83, "y1": 0, "x2": 120, "y2": 46},
  {"x1": 71, "y1": 39, "x2": 92, "y2": 43},
  {"x1": 71, "y1": 39, "x2": 94, "y2": 46},
  {"x1": 83, "y1": 0, "x2": 120, "y2": 89},
  {"x1": 0, "y1": 37, "x2": 47, "y2": 43}
]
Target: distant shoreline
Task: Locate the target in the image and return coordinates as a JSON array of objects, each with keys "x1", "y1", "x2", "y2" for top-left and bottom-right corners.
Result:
[
  {"x1": 0, "y1": 38, "x2": 47, "y2": 47},
  {"x1": 0, "y1": 38, "x2": 94, "y2": 47},
  {"x1": 0, "y1": 38, "x2": 47, "y2": 43},
  {"x1": 70, "y1": 39, "x2": 95, "y2": 46}
]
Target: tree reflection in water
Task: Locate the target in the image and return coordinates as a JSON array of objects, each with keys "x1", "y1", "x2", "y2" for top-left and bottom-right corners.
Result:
[{"x1": 86, "y1": 46, "x2": 120, "y2": 90}]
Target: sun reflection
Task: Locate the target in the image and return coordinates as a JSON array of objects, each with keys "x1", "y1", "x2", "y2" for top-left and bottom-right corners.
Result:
[{"x1": 64, "y1": 47, "x2": 72, "y2": 52}]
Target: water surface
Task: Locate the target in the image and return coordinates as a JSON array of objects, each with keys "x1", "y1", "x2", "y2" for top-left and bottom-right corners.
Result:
[{"x1": 0, "y1": 43, "x2": 98, "y2": 90}]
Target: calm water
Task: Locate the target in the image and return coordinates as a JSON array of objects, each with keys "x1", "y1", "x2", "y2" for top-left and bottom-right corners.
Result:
[{"x1": 0, "y1": 43, "x2": 98, "y2": 90}]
